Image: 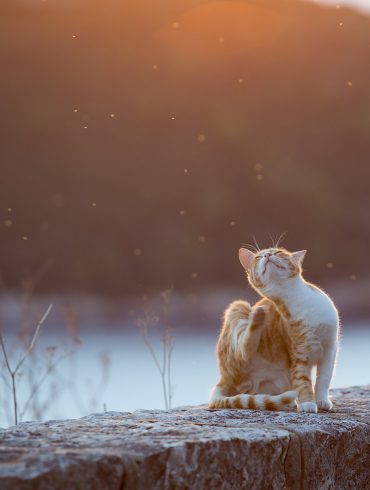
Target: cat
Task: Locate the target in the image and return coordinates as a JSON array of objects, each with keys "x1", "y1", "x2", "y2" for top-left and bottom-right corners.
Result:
[{"x1": 209, "y1": 246, "x2": 339, "y2": 413}]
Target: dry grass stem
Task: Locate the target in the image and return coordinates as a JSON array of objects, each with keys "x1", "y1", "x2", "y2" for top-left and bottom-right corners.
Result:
[
  {"x1": 137, "y1": 290, "x2": 175, "y2": 410},
  {"x1": 0, "y1": 304, "x2": 53, "y2": 425}
]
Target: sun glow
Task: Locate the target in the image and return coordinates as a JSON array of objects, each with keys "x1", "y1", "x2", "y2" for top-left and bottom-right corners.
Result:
[{"x1": 157, "y1": 1, "x2": 288, "y2": 62}]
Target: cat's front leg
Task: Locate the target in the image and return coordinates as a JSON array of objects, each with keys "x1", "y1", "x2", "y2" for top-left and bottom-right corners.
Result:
[
  {"x1": 315, "y1": 344, "x2": 337, "y2": 411},
  {"x1": 291, "y1": 358, "x2": 317, "y2": 413}
]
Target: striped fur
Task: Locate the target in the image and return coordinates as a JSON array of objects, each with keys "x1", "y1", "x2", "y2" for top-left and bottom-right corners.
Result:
[
  {"x1": 209, "y1": 247, "x2": 339, "y2": 413},
  {"x1": 209, "y1": 391, "x2": 297, "y2": 411}
]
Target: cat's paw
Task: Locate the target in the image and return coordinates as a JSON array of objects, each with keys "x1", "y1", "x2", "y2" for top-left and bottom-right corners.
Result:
[
  {"x1": 316, "y1": 398, "x2": 333, "y2": 411},
  {"x1": 298, "y1": 401, "x2": 318, "y2": 413}
]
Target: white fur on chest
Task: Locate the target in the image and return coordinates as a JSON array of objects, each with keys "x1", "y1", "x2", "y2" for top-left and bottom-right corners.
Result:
[
  {"x1": 289, "y1": 284, "x2": 338, "y2": 327},
  {"x1": 283, "y1": 282, "x2": 339, "y2": 370},
  {"x1": 267, "y1": 278, "x2": 339, "y2": 355}
]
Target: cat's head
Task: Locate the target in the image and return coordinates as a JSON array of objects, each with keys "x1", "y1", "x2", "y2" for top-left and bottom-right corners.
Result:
[{"x1": 238, "y1": 247, "x2": 306, "y2": 293}]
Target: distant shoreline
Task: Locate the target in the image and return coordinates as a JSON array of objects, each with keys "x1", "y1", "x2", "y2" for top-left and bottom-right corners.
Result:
[{"x1": 0, "y1": 281, "x2": 369, "y2": 332}]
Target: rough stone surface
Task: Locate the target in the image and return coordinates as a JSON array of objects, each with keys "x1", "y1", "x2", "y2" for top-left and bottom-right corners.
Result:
[{"x1": 0, "y1": 387, "x2": 369, "y2": 489}]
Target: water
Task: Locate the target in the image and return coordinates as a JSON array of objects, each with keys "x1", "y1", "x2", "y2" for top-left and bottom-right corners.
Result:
[{"x1": 1, "y1": 324, "x2": 368, "y2": 426}]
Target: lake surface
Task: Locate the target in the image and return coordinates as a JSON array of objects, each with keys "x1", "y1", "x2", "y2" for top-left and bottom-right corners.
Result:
[{"x1": 1, "y1": 324, "x2": 368, "y2": 426}]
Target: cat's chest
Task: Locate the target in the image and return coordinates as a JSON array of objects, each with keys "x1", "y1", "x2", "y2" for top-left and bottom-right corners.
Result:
[{"x1": 288, "y1": 288, "x2": 337, "y2": 328}]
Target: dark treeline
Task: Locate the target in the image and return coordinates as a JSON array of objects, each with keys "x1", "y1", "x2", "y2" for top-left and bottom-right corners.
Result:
[{"x1": 1, "y1": 0, "x2": 370, "y2": 295}]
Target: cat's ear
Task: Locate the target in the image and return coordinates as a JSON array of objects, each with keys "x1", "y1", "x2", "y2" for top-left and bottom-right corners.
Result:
[
  {"x1": 238, "y1": 248, "x2": 255, "y2": 271},
  {"x1": 292, "y1": 250, "x2": 307, "y2": 266}
]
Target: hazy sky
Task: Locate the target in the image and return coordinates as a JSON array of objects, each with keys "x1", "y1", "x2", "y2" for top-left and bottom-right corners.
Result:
[
  {"x1": 316, "y1": 0, "x2": 370, "y2": 12},
  {"x1": 17, "y1": 0, "x2": 370, "y2": 14},
  {"x1": 17, "y1": 0, "x2": 370, "y2": 12}
]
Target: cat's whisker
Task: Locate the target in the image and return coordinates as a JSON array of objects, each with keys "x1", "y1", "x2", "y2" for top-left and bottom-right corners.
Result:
[
  {"x1": 275, "y1": 232, "x2": 287, "y2": 249},
  {"x1": 252, "y1": 235, "x2": 261, "y2": 253},
  {"x1": 242, "y1": 243, "x2": 258, "y2": 253},
  {"x1": 269, "y1": 232, "x2": 278, "y2": 250}
]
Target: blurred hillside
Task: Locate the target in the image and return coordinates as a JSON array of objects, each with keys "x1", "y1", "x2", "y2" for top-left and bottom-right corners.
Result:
[{"x1": 1, "y1": 0, "x2": 370, "y2": 295}]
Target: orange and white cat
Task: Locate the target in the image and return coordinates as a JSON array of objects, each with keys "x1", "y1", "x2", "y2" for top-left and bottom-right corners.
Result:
[{"x1": 209, "y1": 246, "x2": 339, "y2": 413}]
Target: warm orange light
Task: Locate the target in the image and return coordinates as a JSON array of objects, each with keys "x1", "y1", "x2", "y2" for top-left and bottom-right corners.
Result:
[{"x1": 157, "y1": 1, "x2": 288, "y2": 63}]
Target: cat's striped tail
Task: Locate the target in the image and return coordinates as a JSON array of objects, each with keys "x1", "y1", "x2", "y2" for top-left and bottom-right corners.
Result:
[{"x1": 208, "y1": 391, "x2": 297, "y2": 411}]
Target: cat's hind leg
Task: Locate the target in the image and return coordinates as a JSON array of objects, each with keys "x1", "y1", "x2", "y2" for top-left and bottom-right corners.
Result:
[
  {"x1": 208, "y1": 302, "x2": 296, "y2": 411},
  {"x1": 229, "y1": 304, "x2": 266, "y2": 361}
]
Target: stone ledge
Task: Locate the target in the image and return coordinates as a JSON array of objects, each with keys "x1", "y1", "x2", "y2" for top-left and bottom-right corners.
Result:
[{"x1": 0, "y1": 387, "x2": 369, "y2": 489}]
